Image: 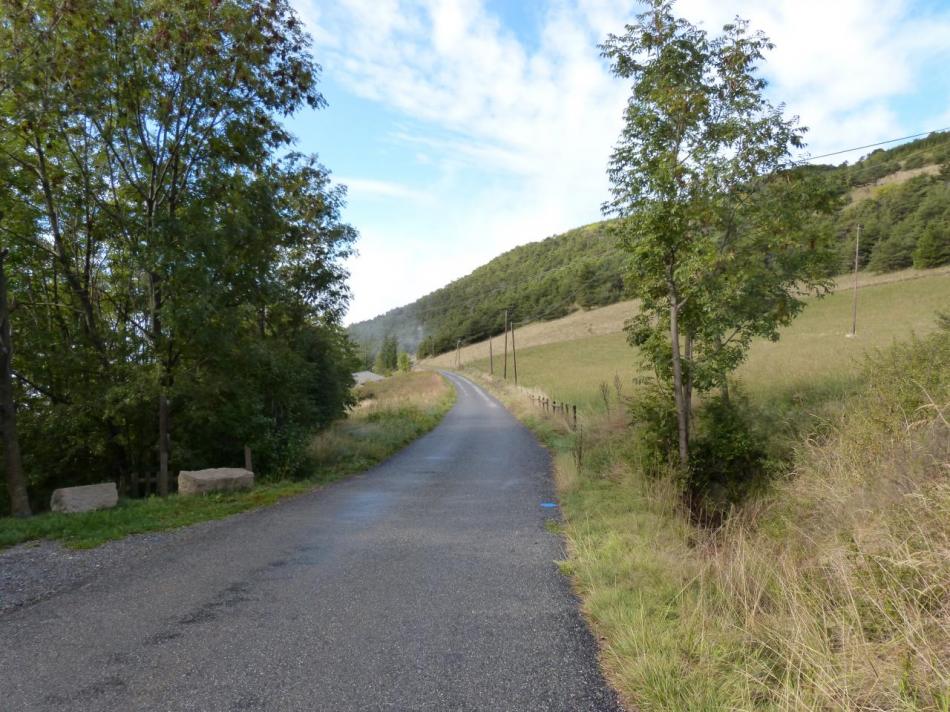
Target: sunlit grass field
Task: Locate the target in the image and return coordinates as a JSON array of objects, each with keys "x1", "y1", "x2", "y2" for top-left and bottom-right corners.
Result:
[{"x1": 461, "y1": 272, "x2": 950, "y2": 413}]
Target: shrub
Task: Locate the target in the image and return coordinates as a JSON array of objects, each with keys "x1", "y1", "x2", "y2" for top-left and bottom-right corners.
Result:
[
  {"x1": 688, "y1": 391, "x2": 770, "y2": 514},
  {"x1": 627, "y1": 378, "x2": 679, "y2": 478}
]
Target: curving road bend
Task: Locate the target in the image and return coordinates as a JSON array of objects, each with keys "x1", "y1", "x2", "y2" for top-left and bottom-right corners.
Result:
[{"x1": 0, "y1": 372, "x2": 620, "y2": 711}]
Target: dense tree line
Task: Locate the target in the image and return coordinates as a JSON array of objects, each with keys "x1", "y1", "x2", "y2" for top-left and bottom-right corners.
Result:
[
  {"x1": 830, "y1": 170, "x2": 950, "y2": 271},
  {"x1": 0, "y1": 0, "x2": 357, "y2": 514},
  {"x1": 350, "y1": 132, "x2": 950, "y2": 360}
]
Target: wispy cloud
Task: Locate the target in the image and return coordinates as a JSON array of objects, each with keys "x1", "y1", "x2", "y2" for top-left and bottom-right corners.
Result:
[{"x1": 338, "y1": 177, "x2": 429, "y2": 202}]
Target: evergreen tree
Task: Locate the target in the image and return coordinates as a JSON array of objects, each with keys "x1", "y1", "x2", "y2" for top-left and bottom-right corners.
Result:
[{"x1": 913, "y1": 224, "x2": 950, "y2": 268}]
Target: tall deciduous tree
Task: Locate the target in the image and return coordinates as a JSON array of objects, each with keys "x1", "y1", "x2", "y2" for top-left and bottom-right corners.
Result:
[
  {"x1": 602, "y1": 0, "x2": 837, "y2": 466},
  {"x1": 0, "y1": 249, "x2": 30, "y2": 516},
  {"x1": 0, "y1": 0, "x2": 357, "y2": 511}
]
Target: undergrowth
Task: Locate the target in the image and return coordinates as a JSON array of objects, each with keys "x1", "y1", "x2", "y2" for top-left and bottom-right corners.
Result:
[{"x1": 0, "y1": 371, "x2": 455, "y2": 550}]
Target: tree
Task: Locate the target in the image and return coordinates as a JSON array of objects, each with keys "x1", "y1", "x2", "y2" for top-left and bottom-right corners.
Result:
[
  {"x1": 0, "y1": 250, "x2": 30, "y2": 516},
  {"x1": 0, "y1": 0, "x2": 357, "y2": 508},
  {"x1": 913, "y1": 224, "x2": 950, "y2": 268},
  {"x1": 376, "y1": 335, "x2": 399, "y2": 373},
  {"x1": 397, "y1": 352, "x2": 411, "y2": 373},
  {"x1": 602, "y1": 1, "x2": 836, "y2": 466}
]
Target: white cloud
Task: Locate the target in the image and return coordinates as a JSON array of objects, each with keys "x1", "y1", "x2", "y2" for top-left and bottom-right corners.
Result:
[
  {"x1": 293, "y1": 0, "x2": 950, "y2": 323},
  {"x1": 337, "y1": 177, "x2": 429, "y2": 202}
]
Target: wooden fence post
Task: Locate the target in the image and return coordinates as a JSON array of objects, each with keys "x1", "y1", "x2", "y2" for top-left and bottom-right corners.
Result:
[
  {"x1": 511, "y1": 321, "x2": 518, "y2": 385},
  {"x1": 503, "y1": 309, "x2": 508, "y2": 380}
]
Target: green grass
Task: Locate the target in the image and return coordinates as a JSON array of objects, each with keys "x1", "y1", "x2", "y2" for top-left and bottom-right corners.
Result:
[
  {"x1": 466, "y1": 287, "x2": 950, "y2": 710},
  {"x1": 0, "y1": 482, "x2": 315, "y2": 550},
  {"x1": 0, "y1": 371, "x2": 455, "y2": 550},
  {"x1": 474, "y1": 378, "x2": 743, "y2": 709},
  {"x1": 465, "y1": 273, "x2": 950, "y2": 415}
]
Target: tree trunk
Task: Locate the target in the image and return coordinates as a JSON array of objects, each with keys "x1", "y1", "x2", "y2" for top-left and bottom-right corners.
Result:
[
  {"x1": 668, "y1": 281, "x2": 689, "y2": 467},
  {"x1": 0, "y1": 250, "x2": 32, "y2": 517},
  {"x1": 684, "y1": 330, "x2": 693, "y2": 444},
  {"x1": 158, "y1": 393, "x2": 169, "y2": 497}
]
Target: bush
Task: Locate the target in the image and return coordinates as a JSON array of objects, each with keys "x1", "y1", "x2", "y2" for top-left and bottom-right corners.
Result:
[
  {"x1": 627, "y1": 378, "x2": 679, "y2": 478},
  {"x1": 688, "y1": 390, "x2": 770, "y2": 513}
]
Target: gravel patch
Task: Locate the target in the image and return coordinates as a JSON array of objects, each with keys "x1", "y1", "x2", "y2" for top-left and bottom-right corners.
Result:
[{"x1": 0, "y1": 514, "x2": 253, "y2": 615}]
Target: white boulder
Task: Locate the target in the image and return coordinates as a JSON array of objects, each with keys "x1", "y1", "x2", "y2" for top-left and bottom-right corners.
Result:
[
  {"x1": 178, "y1": 468, "x2": 254, "y2": 495},
  {"x1": 50, "y1": 483, "x2": 118, "y2": 514}
]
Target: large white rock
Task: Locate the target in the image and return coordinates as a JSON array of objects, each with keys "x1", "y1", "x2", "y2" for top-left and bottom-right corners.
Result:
[
  {"x1": 50, "y1": 483, "x2": 118, "y2": 514},
  {"x1": 178, "y1": 468, "x2": 254, "y2": 495}
]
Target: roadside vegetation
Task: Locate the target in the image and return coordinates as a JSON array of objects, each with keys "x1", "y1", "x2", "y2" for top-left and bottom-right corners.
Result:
[
  {"x1": 0, "y1": 372, "x2": 454, "y2": 550},
  {"x1": 0, "y1": 0, "x2": 358, "y2": 517},
  {"x1": 470, "y1": 321, "x2": 949, "y2": 709}
]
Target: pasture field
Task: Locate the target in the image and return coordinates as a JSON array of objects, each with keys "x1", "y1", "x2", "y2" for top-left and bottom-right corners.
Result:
[{"x1": 455, "y1": 269, "x2": 950, "y2": 414}]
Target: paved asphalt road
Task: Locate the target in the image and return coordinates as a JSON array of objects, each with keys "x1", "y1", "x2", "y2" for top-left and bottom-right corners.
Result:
[{"x1": 0, "y1": 373, "x2": 620, "y2": 711}]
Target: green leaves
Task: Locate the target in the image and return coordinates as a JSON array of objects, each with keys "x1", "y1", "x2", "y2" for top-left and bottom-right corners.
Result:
[
  {"x1": 604, "y1": 1, "x2": 838, "y2": 462},
  {"x1": 0, "y1": 0, "x2": 357, "y2": 511}
]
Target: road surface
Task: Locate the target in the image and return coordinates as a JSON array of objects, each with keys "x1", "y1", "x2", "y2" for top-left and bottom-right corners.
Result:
[{"x1": 0, "y1": 372, "x2": 620, "y2": 711}]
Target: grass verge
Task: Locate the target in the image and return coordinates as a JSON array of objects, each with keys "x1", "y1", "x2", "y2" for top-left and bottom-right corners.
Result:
[
  {"x1": 466, "y1": 324, "x2": 949, "y2": 710},
  {"x1": 0, "y1": 371, "x2": 455, "y2": 550}
]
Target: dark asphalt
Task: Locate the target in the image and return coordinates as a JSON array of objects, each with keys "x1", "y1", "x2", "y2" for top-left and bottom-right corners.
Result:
[{"x1": 0, "y1": 372, "x2": 620, "y2": 711}]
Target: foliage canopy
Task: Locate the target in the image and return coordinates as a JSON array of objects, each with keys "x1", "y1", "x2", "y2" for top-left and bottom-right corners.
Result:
[
  {"x1": 0, "y1": 0, "x2": 358, "y2": 512},
  {"x1": 601, "y1": 0, "x2": 838, "y2": 463}
]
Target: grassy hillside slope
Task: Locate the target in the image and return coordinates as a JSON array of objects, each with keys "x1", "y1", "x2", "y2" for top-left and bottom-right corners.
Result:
[
  {"x1": 351, "y1": 131, "x2": 950, "y2": 357},
  {"x1": 425, "y1": 267, "x2": 950, "y2": 409}
]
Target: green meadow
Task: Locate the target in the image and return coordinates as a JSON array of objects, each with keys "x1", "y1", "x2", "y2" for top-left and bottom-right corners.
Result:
[{"x1": 463, "y1": 272, "x2": 950, "y2": 413}]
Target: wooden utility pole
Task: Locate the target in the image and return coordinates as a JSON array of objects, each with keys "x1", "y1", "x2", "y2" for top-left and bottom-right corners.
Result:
[
  {"x1": 511, "y1": 320, "x2": 518, "y2": 385},
  {"x1": 850, "y1": 224, "x2": 861, "y2": 337},
  {"x1": 158, "y1": 394, "x2": 169, "y2": 496},
  {"x1": 0, "y1": 249, "x2": 31, "y2": 517},
  {"x1": 456, "y1": 339, "x2": 461, "y2": 368},
  {"x1": 488, "y1": 334, "x2": 494, "y2": 376},
  {"x1": 502, "y1": 309, "x2": 509, "y2": 380}
]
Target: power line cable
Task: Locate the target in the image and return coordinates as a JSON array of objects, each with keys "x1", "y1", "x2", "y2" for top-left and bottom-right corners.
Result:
[{"x1": 801, "y1": 127, "x2": 950, "y2": 162}]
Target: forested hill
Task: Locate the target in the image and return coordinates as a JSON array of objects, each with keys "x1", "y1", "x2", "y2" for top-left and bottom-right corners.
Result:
[
  {"x1": 350, "y1": 131, "x2": 950, "y2": 358},
  {"x1": 349, "y1": 222, "x2": 626, "y2": 358}
]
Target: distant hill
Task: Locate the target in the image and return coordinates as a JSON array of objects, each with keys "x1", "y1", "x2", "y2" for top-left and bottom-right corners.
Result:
[
  {"x1": 348, "y1": 221, "x2": 627, "y2": 357},
  {"x1": 349, "y1": 131, "x2": 950, "y2": 358}
]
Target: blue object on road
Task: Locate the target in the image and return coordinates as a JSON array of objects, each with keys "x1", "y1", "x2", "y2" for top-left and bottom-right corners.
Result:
[{"x1": 540, "y1": 502, "x2": 558, "y2": 508}]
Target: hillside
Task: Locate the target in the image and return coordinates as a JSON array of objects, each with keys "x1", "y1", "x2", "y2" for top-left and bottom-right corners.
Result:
[
  {"x1": 350, "y1": 131, "x2": 950, "y2": 358},
  {"x1": 425, "y1": 266, "x2": 950, "y2": 407},
  {"x1": 348, "y1": 220, "x2": 626, "y2": 357}
]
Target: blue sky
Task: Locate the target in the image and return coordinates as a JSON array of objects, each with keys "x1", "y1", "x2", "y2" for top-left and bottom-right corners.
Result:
[{"x1": 288, "y1": 0, "x2": 950, "y2": 324}]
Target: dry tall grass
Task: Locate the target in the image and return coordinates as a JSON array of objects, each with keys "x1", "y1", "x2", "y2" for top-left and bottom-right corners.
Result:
[
  {"x1": 308, "y1": 371, "x2": 454, "y2": 473},
  {"x1": 699, "y1": 331, "x2": 950, "y2": 709},
  {"x1": 467, "y1": 324, "x2": 950, "y2": 710}
]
